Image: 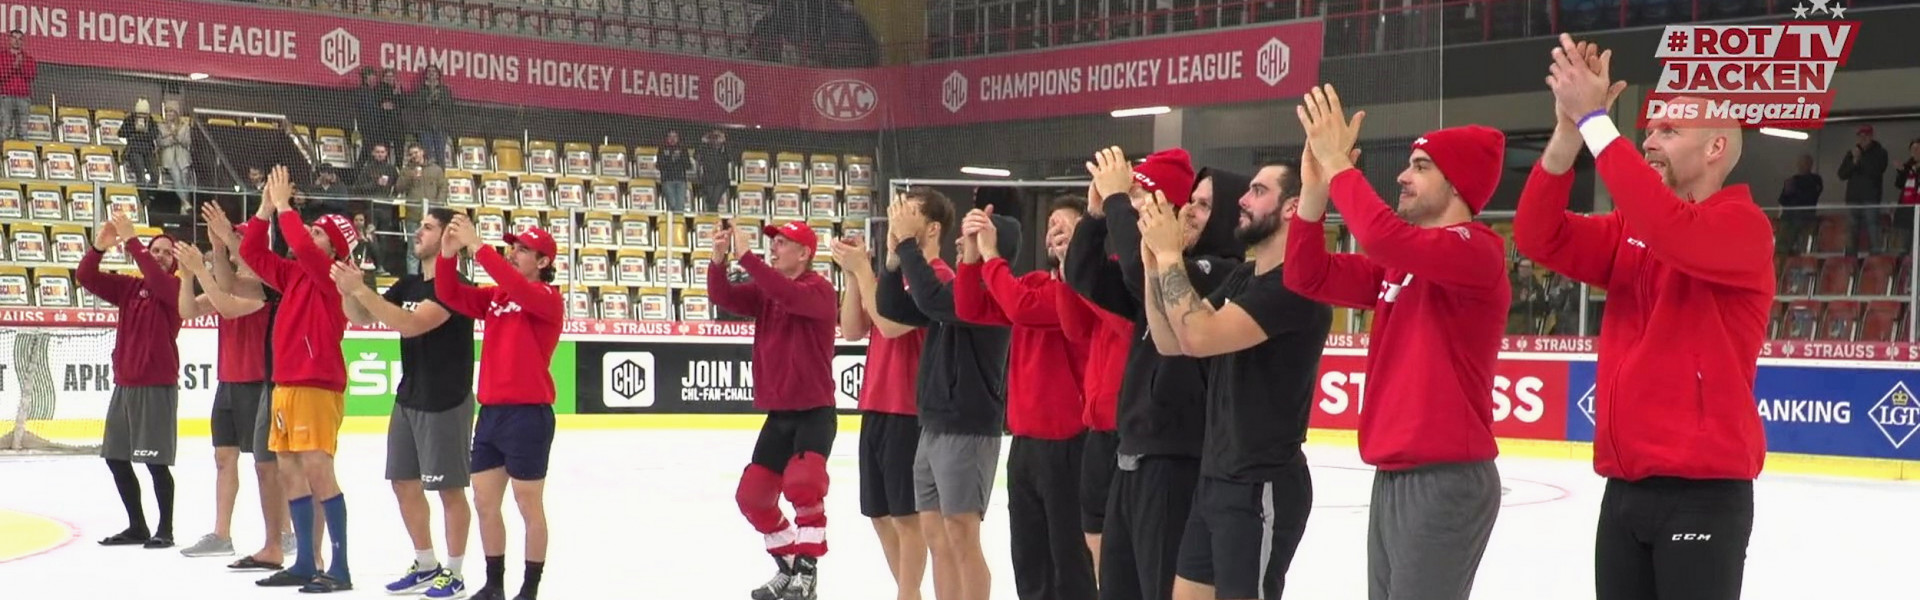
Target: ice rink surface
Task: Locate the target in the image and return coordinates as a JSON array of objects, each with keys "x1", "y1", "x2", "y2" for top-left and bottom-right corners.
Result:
[{"x1": 2, "y1": 428, "x2": 1916, "y2": 599}]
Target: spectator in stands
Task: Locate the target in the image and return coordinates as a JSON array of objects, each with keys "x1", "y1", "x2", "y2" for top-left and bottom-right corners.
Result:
[
  {"x1": 355, "y1": 143, "x2": 400, "y2": 201},
  {"x1": 310, "y1": 165, "x2": 349, "y2": 199},
  {"x1": 658, "y1": 131, "x2": 692, "y2": 212},
  {"x1": 358, "y1": 68, "x2": 405, "y2": 166},
  {"x1": 407, "y1": 66, "x2": 455, "y2": 167},
  {"x1": 158, "y1": 100, "x2": 195, "y2": 192},
  {"x1": 0, "y1": 30, "x2": 32, "y2": 141},
  {"x1": 350, "y1": 212, "x2": 384, "y2": 277},
  {"x1": 698, "y1": 130, "x2": 737, "y2": 213},
  {"x1": 1894, "y1": 140, "x2": 1920, "y2": 241},
  {"x1": 124, "y1": 99, "x2": 158, "y2": 187},
  {"x1": 247, "y1": 166, "x2": 267, "y2": 191},
  {"x1": 1777, "y1": 154, "x2": 1822, "y2": 255},
  {"x1": 397, "y1": 143, "x2": 448, "y2": 205},
  {"x1": 1838, "y1": 124, "x2": 1888, "y2": 256},
  {"x1": 1509, "y1": 258, "x2": 1579, "y2": 335}
]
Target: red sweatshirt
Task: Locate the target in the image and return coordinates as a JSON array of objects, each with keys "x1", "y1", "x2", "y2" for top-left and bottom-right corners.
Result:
[
  {"x1": 955, "y1": 259, "x2": 1085, "y2": 441},
  {"x1": 240, "y1": 211, "x2": 348, "y2": 392},
  {"x1": 1514, "y1": 136, "x2": 1774, "y2": 482},
  {"x1": 709, "y1": 251, "x2": 838, "y2": 412},
  {"x1": 1057, "y1": 289, "x2": 1126, "y2": 431},
  {"x1": 0, "y1": 51, "x2": 33, "y2": 98},
  {"x1": 77, "y1": 239, "x2": 181, "y2": 387},
  {"x1": 435, "y1": 247, "x2": 564, "y2": 406},
  {"x1": 1284, "y1": 169, "x2": 1511, "y2": 471}
]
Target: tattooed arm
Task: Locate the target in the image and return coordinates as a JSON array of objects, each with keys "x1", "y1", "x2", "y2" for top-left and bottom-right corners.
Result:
[
  {"x1": 1152, "y1": 256, "x2": 1279, "y2": 358},
  {"x1": 1141, "y1": 256, "x2": 1185, "y2": 356}
]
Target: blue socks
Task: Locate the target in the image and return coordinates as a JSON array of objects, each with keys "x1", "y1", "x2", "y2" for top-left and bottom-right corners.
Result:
[
  {"x1": 288, "y1": 496, "x2": 315, "y2": 576},
  {"x1": 322, "y1": 494, "x2": 350, "y2": 582}
]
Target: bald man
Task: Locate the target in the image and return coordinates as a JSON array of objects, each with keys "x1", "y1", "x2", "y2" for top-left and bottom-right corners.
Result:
[{"x1": 1515, "y1": 36, "x2": 1774, "y2": 600}]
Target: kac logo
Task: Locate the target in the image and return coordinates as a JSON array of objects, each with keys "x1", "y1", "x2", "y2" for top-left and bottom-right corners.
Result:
[
  {"x1": 321, "y1": 28, "x2": 361, "y2": 76},
  {"x1": 602, "y1": 352, "x2": 657, "y2": 408},
  {"x1": 941, "y1": 71, "x2": 969, "y2": 114},
  {"x1": 713, "y1": 71, "x2": 746, "y2": 114},
  {"x1": 1868, "y1": 381, "x2": 1920, "y2": 449},
  {"x1": 813, "y1": 79, "x2": 878, "y2": 121},
  {"x1": 831, "y1": 355, "x2": 866, "y2": 410},
  {"x1": 1576, "y1": 383, "x2": 1598, "y2": 425},
  {"x1": 1256, "y1": 38, "x2": 1291, "y2": 86}
]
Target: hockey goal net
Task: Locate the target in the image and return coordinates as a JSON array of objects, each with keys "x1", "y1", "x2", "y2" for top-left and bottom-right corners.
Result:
[{"x1": 0, "y1": 326, "x2": 114, "y2": 455}]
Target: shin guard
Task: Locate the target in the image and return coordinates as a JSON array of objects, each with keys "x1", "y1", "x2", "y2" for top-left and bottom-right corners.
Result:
[
  {"x1": 735, "y1": 464, "x2": 796, "y2": 554},
  {"x1": 782, "y1": 452, "x2": 830, "y2": 557}
]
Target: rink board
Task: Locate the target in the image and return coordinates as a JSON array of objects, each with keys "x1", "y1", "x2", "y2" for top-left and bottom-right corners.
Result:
[{"x1": 4, "y1": 332, "x2": 1919, "y2": 479}]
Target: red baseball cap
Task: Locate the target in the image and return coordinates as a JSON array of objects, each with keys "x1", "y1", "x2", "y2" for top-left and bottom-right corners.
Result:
[
  {"x1": 762, "y1": 220, "x2": 818, "y2": 253},
  {"x1": 504, "y1": 226, "x2": 558, "y2": 258}
]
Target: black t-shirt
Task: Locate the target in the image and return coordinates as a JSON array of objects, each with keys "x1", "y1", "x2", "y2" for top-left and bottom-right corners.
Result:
[
  {"x1": 1200, "y1": 263, "x2": 1333, "y2": 482},
  {"x1": 383, "y1": 275, "x2": 476, "y2": 412}
]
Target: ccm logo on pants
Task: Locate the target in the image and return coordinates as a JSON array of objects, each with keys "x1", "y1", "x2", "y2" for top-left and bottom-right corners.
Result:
[{"x1": 1672, "y1": 534, "x2": 1713, "y2": 541}]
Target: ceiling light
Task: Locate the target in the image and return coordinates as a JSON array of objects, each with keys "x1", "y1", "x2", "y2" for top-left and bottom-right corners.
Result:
[
  {"x1": 960, "y1": 166, "x2": 1011, "y2": 177},
  {"x1": 1110, "y1": 106, "x2": 1171, "y2": 118},
  {"x1": 188, "y1": 72, "x2": 210, "y2": 80},
  {"x1": 1759, "y1": 127, "x2": 1809, "y2": 140}
]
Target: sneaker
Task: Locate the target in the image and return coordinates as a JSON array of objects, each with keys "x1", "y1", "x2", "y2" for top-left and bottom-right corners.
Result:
[
  {"x1": 750, "y1": 555, "x2": 794, "y2": 600},
  {"x1": 385, "y1": 563, "x2": 441, "y2": 594},
  {"x1": 180, "y1": 533, "x2": 236, "y2": 558},
  {"x1": 781, "y1": 556, "x2": 818, "y2": 600},
  {"x1": 423, "y1": 569, "x2": 467, "y2": 599}
]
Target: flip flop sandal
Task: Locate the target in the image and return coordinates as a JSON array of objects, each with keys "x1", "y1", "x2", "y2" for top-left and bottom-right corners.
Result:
[
  {"x1": 298, "y1": 574, "x2": 353, "y2": 594},
  {"x1": 228, "y1": 557, "x2": 284, "y2": 571},
  {"x1": 98, "y1": 531, "x2": 150, "y2": 546}
]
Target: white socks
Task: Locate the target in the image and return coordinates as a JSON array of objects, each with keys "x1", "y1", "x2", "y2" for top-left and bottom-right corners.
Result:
[
  {"x1": 416, "y1": 549, "x2": 440, "y2": 572},
  {"x1": 447, "y1": 555, "x2": 465, "y2": 576}
]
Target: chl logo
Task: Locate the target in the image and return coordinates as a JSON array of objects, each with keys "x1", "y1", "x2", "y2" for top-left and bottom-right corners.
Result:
[
  {"x1": 831, "y1": 355, "x2": 866, "y2": 410},
  {"x1": 1256, "y1": 38, "x2": 1291, "y2": 86},
  {"x1": 602, "y1": 352, "x2": 657, "y2": 408},
  {"x1": 713, "y1": 71, "x2": 746, "y2": 114},
  {"x1": 838, "y1": 363, "x2": 865, "y2": 400},
  {"x1": 321, "y1": 28, "x2": 361, "y2": 76},
  {"x1": 610, "y1": 359, "x2": 648, "y2": 399},
  {"x1": 1869, "y1": 381, "x2": 1920, "y2": 449},
  {"x1": 813, "y1": 79, "x2": 878, "y2": 121},
  {"x1": 941, "y1": 71, "x2": 969, "y2": 114}
]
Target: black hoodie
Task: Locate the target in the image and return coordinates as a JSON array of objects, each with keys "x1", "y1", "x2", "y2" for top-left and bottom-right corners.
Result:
[
  {"x1": 1064, "y1": 169, "x2": 1249, "y2": 458},
  {"x1": 876, "y1": 214, "x2": 1025, "y2": 436}
]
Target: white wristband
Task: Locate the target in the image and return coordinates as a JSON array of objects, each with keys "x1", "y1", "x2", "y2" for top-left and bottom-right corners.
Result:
[{"x1": 1579, "y1": 116, "x2": 1622, "y2": 157}]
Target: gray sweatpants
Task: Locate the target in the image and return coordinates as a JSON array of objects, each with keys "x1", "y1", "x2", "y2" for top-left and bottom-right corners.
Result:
[{"x1": 1368, "y1": 461, "x2": 1501, "y2": 600}]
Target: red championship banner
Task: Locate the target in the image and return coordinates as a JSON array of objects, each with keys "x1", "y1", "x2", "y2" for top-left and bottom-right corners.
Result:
[
  {"x1": 1309, "y1": 354, "x2": 1570, "y2": 441},
  {"x1": 911, "y1": 20, "x2": 1324, "y2": 127},
  {"x1": 5, "y1": 1, "x2": 1321, "y2": 130}
]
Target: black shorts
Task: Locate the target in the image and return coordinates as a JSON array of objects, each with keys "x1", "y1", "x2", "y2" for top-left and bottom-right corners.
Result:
[
  {"x1": 1080, "y1": 429, "x2": 1118, "y2": 533},
  {"x1": 751, "y1": 407, "x2": 839, "y2": 472},
  {"x1": 471, "y1": 404, "x2": 557, "y2": 481},
  {"x1": 1100, "y1": 456, "x2": 1199, "y2": 600},
  {"x1": 1176, "y1": 467, "x2": 1313, "y2": 600},
  {"x1": 211, "y1": 381, "x2": 266, "y2": 450},
  {"x1": 858, "y1": 411, "x2": 919, "y2": 519}
]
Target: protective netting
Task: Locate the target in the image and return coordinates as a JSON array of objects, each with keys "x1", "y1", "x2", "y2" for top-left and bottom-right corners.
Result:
[{"x1": 0, "y1": 327, "x2": 111, "y2": 454}]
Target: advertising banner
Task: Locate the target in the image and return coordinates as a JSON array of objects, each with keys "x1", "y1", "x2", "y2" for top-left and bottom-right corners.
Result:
[
  {"x1": 1306, "y1": 353, "x2": 1569, "y2": 441},
  {"x1": 574, "y1": 340, "x2": 867, "y2": 414},
  {"x1": 341, "y1": 338, "x2": 578, "y2": 417},
  {"x1": 0, "y1": 328, "x2": 221, "y2": 421},
  {"x1": 914, "y1": 20, "x2": 1323, "y2": 127},
  {"x1": 6, "y1": 0, "x2": 1321, "y2": 131},
  {"x1": 1567, "y1": 360, "x2": 1920, "y2": 461}
]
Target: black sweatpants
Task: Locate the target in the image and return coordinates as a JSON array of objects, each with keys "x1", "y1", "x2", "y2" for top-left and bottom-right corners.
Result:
[
  {"x1": 1099, "y1": 455, "x2": 1199, "y2": 600},
  {"x1": 1009, "y1": 434, "x2": 1096, "y2": 600},
  {"x1": 1595, "y1": 477, "x2": 1755, "y2": 600}
]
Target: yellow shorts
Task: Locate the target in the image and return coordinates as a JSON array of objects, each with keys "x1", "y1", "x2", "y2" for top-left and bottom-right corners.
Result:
[{"x1": 268, "y1": 386, "x2": 345, "y2": 456}]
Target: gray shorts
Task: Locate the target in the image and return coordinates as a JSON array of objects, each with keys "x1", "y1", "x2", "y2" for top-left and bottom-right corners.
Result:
[
  {"x1": 210, "y1": 382, "x2": 266, "y2": 450},
  {"x1": 1367, "y1": 461, "x2": 1502, "y2": 600},
  {"x1": 252, "y1": 383, "x2": 276, "y2": 462},
  {"x1": 912, "y1": 430, "x2": 1002, "y2": 516},
  {"x1": 101, "y1": 385, "x2": 180, "y2": 466},
  {"x1": 385, "y1": 396, "x2": 477, "y2": 490}
]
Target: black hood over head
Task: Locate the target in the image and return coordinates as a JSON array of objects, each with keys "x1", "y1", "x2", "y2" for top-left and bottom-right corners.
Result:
[{"x1": 1191, "y1": 167, "x2": 1249, "y2": 259}]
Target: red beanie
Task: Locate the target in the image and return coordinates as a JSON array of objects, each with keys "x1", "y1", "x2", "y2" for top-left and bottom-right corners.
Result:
[
  {"x1": 1131, "y1": 148, "x2": 1196, "y2": 208},
  {"x1": 1411, "y1": 125, "x2": 1506, "y2": 214},
  {"x1": 312, "y1": 214, "x2": 360, "y2": 260}
]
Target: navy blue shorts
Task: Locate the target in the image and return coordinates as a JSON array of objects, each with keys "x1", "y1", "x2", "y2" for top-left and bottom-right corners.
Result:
[{"x1": 470, "y1": 404, "x2": 556, "y2": 481}]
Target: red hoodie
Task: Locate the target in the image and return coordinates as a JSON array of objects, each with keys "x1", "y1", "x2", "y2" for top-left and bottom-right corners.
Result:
[
  {"x1": 435, "y1": 247, "x2": 564, "y2": 406},
  {"x1": 1284, "y1": 169, "x2": 1511, "y2": 471},
  {"x1": 1514, "y1": 135, "x2": 1774, "y2": 482},
  {"x1": 954, "y1": 258, "x2": 1085, "y2": 441},
  {"x1": 709, "y1": 251, "x2": 838, "y2": 412},
  {"x1": 241, "y1": 211, "x2": 349, "y2": 392},
  {"x1": 1057, "y1": 286, "x2": 1125, "y2": 432},
  {"x1": 77, "y1": 239, "x2": 181, "y2": 387}
]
